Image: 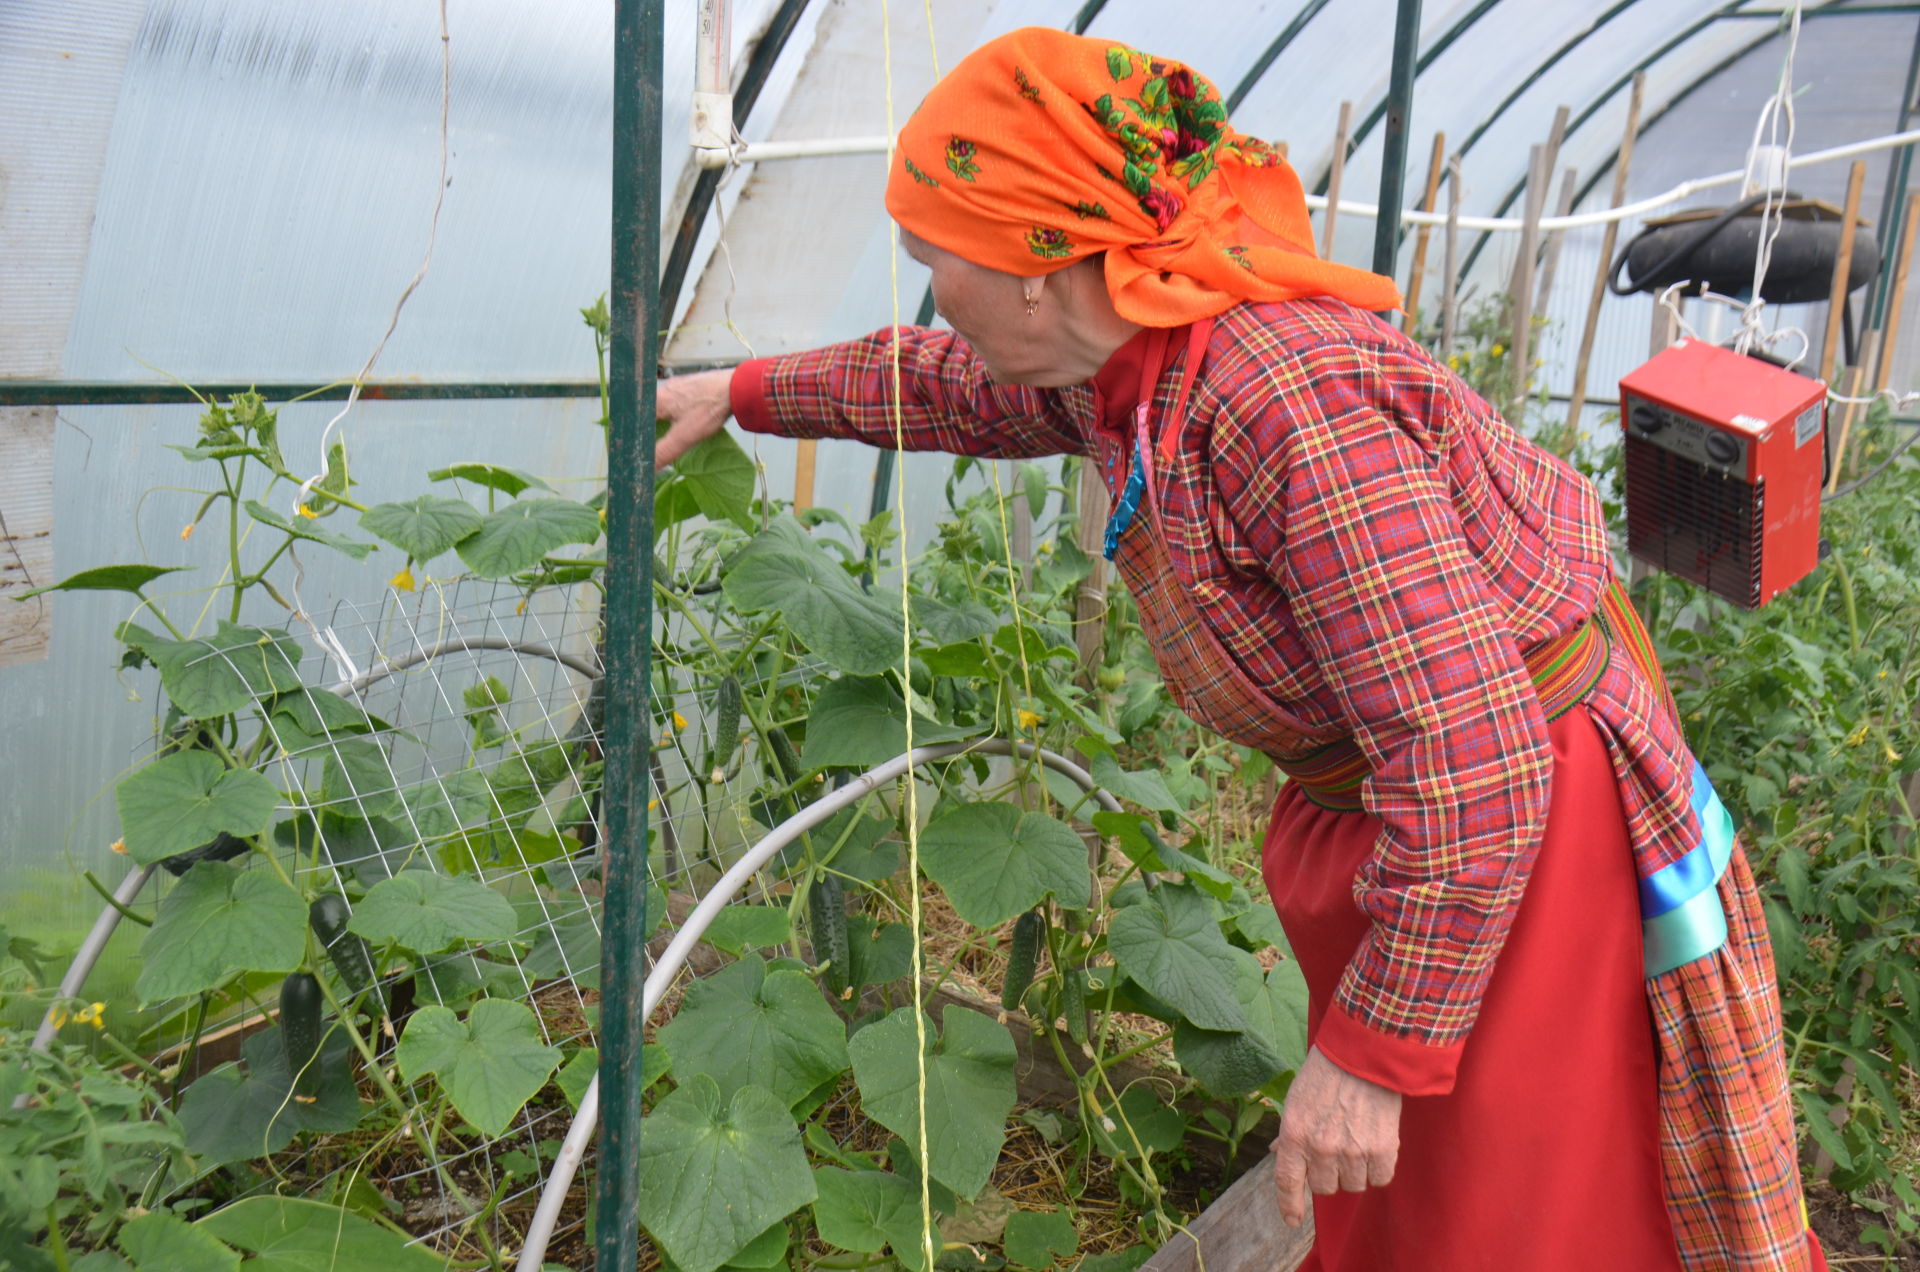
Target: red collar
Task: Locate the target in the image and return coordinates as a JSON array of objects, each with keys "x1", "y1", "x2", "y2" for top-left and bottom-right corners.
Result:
[{"x1": 1089, "y1": 325, "x2": 1186, "y2": 434}]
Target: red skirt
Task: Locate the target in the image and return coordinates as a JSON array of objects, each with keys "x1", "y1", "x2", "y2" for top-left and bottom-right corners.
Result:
[{"x1": 1261, "y1": 705, "x2": 1684, "y2": 1271}]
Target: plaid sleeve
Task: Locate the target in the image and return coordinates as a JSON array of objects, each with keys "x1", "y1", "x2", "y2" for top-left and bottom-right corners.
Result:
[
  {"x1": 1216, "y1": 341, "x2": 1554, "y2": 1096},
  {"x1": 731, "y1": 326, "x2": 1087, "y2": 458}
]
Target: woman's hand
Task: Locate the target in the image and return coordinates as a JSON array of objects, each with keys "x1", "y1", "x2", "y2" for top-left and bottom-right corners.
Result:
[
  {"x1": 654, "y1": 367, "x2": 736, "y2": 469},
  {"x1": 1270, "y1": 1046, "x2": 1402, "y2": 1228}
]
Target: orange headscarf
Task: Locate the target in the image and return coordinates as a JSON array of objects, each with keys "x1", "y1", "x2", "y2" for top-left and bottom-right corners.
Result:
[{"x1": 885, "y1": 27, "x2": 1402, "y2": 327}]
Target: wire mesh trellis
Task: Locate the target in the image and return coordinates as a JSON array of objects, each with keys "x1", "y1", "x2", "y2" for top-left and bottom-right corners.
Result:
[
  {"x1": 47, "y1": 504, "x2": 869, "y2": 1263},
  {"x1": 116, "y1": 575, "x2": 626, "y2": 1256}
]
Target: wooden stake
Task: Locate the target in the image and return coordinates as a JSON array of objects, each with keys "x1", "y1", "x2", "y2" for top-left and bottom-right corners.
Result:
[
  {"x1": 1506, "y1": 108, "x2": 1569, "y2": 404},
  {"x1": 1008, "y1": 461, "x2": 1033, "y2": 589},
  {"x1": 1508, "y1": 143, "x2": 1549, "y2": 416},
  {"x1": 1073, "y1": 458, "x2": 1109, "y2": 685},
  {"x1": 1826, "y1": 362, "x2": 1873, "y2": 495},
  {"x1": 1440, "y1": 154, "x2": 1462, "y2": 358},
  {"x1": 792, "y1": 438, "x2": 817, "y2": 511},
  {"x1": 1534, "y1": 166, "x2": 1581, "y2": 318},
  {"x1": 1567, "y1": 72, "x2": 1648, "y2": 433},
  {"x1": 1321, "y1": 101, "x2": 1353, "y2": 259},
  {"x1": 1873, "y1": 190, "x2": 1920, "y2": 394},
  {"x1": 1818, "y1": 160, "x2": 1869, "y2": 385},
  {"x1": 1538, "y1": 105, "x2": 1571, "y2": 194},
  {"x1": 1402, "y1": 131, "x2": 1448, "y2": 333}
]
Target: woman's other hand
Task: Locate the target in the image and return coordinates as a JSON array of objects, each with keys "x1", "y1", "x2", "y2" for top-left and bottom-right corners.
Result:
[
  {"x1": 1270, "y1": 1046, "x2": 1402, "y2": 1228},
  {"x1": 655, "y1": 367, "x2": 735, "y2": 469}
]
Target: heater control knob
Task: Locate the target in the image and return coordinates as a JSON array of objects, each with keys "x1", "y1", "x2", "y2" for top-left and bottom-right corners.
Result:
[
  {"x1": 1703, "y1": 432, "x2": 1741, "y2": 467},
  {"x1": 1629, "y1": 403, "x2": 1665, "y2": 435}
]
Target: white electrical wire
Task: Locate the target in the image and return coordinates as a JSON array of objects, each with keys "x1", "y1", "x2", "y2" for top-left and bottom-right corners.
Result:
[
  {"x1": 1733, "y1": 1, "x2": 1803, "y2": 358},
  {"x1": 288, "y1": 0, "x2": 452, "y2": 684}
]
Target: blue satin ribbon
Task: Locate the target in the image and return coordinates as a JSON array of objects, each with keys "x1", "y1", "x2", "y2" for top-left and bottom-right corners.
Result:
[
  {"x1": 1641, "y1": 758, "x2": 1736, "y2": 977},
  {"x1": 1103, "y1": 436, "x2": 1149, "y2": 561}
]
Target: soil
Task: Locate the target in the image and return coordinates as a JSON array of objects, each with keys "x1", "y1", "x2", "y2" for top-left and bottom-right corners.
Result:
[{"x1": 1806, "y1": 1176, "x2": 1920, "y2": 1269}]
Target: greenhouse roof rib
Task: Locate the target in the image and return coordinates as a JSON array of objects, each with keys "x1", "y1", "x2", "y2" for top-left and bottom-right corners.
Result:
[{"x1": 3, "y1": 0, "x2": 1917, "y2": 386}]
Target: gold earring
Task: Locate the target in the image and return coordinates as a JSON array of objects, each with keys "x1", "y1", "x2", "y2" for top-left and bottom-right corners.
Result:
[{"x1": 1024, "y1": 288, "x2": 1039, "y2": 317}]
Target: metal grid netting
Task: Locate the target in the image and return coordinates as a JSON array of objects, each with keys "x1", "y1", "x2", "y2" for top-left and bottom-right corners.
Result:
[{"x1": 119, "y1": 543, "x2": 825, "y2": 1257}]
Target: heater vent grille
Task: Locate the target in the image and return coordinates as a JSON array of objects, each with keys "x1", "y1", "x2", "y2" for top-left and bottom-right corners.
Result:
[{"x1": 1624, "y1": 434, "x2": 1765, "y2": 608}]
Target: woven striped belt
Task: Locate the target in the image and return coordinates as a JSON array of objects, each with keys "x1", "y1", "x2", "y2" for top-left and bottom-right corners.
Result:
[{"x1": 1276, "y1": 615, "x2": 1612, "y2": 813}]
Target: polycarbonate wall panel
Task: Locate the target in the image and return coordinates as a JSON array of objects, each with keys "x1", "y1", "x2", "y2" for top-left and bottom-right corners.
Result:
[
  {"x1": 45, "y1": 0, "x2": 796, "y2": 386},
  {"x1": 0, "y1": 396, "x2": 606, "y2": 1004},
  {"x1": 0, "y1": 2, "x2": 146, "y2": 378}
]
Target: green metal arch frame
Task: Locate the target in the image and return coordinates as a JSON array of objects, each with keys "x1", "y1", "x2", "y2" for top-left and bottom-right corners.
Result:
[
  {"x1": 1226, "y1": 0, "x2": 1338, "y2": 112},
  {"x1": 1454, "y1": 0, "x2": 1776, "y2": 281},
  {"x1": 1454, "y1": 0, "x2": 1905, "y2": 283},
  {"x1": 658, "y1": 0, "x2": 815, "y2": 335},
  {"x1": 1546, "y1": 7, "x2": 1920, "y2": 321},
  {"x1": 1308, "y1": 0, "x2": 1506, "y2": 196}
]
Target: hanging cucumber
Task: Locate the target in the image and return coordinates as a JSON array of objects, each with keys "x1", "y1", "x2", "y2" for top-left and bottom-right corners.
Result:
[
  {"x1": 766, "y1": 726, "x2": 805, "y2": 787},
  {"x1": 309, "y1": 894, "x2": 381, "y2": 1010},
  {"x1": 1001, "y1": 909, "x2": 1045, "y2": 1012},
  {"x1": 809, "y1": 873, "x2": 851, "y2": 998},
  {"x1": 706, "y1": 674, "x2": 744, "y2": 784},
  {"x1": 1062, "y1": 966, "x2": 1089, "y2": 1047},
  {"x1": 280, "y1": 972, "x2": 325, "y2": 1097}
]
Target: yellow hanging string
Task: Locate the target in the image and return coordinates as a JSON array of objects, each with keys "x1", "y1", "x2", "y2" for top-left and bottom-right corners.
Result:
[{"x1": 879, "y1": 3, "x2": 937, "y2": 1269}]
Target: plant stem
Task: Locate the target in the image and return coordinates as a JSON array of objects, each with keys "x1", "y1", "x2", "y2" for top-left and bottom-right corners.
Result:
[
  {"x1": 80, "y1": 870, "x2": 153, "y2": 927},
  {"x1": 45, "y1": 1204, "x2": 70, "y2": 1272},
  {"x1": 96, "y1": 1029, "x2": 170, "y2": 1082},
  {"x1": 246, "y1": 535, "x2": 296, "y2": 587},
  {"x1": 1833, "y1": 551, "x2": 1863, "y2": 653},
  {"x1": 224, "y1": 464, "x2": 246, "y2": 623}
]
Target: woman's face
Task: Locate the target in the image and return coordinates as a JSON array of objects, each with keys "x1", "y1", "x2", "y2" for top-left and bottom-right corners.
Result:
[{"x1": 900, "y1": 228, "x2": 1079, "y2": 386}]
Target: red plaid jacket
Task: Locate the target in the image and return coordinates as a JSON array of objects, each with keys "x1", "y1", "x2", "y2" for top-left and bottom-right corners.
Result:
[{"x1": 731, "y1": 298, "x2": 1694, "y2": 1084}]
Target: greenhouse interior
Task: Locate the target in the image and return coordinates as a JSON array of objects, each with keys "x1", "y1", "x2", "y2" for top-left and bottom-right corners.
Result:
[{"x1": 4, "y1": 0, "x2": 1920, "y2": 1268}]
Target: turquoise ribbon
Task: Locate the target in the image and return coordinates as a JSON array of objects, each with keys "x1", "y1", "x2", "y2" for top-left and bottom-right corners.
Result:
[
  {"x1": 1641, "y1": 758, "x2": 1736, "y2": 977},
  {"x1": 1103, "y1": 436, "x2": 1149, "y2": 561}
]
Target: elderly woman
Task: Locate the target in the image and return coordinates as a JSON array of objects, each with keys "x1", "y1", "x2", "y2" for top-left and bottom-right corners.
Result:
[{"x1": 656, "y1": 27, "x2": 1824, "y2": 1272}]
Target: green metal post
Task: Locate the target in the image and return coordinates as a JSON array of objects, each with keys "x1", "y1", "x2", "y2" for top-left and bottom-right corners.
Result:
[
  {"x1": 1315, "y1": 0, "x2": 1489, "y2": 198},
  {"x1": 600, "y1": 0, "x2": 662, "y2": 1265},
  {"x1": 1373, "y1": 0, "x2": 1423, "y2": 280}
]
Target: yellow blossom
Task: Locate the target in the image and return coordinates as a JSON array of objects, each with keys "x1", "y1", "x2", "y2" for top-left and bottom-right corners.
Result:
[
  {"x1": 1490, "y1": 344, "x2": 1505, "y2": 357},
  {"x1": 180, "y1": 523, "x2": 196, "y2": 541},
  {"x1": 109, "y1": 838, "x2": 127, "y2": 855},
  {"x1": 295, "y1": 504, "x2": 320, "y2": 519},
  {"x1": 672, "y1": 711, "x2": 689, "y2": 731},
  {"x1": 73, "y1": 1002, "x2": 105, "y2": 1030},
  {"x1": 647, "y1": 798, "x2": 659, "y2": 811},
  {"x1": 1017, "y1": 709, "x2": 1043, "y2": 730},
  {"x1": 47, "y1": 1004, "x2": 68, "y2": 1029},
  {"x1": 1886, "y1": 744, "x2": 1903, "y2": 764},
  {"x1": 1447, "y1": 355, "x2": 1463, "y2": 371},
  {"x1": 515, "y1": 600, "x2": 527, "y2": 616},
  {"x1": 389, "y1": 565, "x2": 416, "y2": 592},
  {"x1": 1846, "y1": 721, "x2": 1870, "y2": 746}
]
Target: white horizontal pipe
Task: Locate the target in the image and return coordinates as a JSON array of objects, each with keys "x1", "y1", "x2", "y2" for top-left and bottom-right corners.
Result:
[
  {"x1": 693, "y1": 126, "x2": 1920, "y2": 232},
  {"x1": 693, "y1": 135, "x2": 891, "y2": 168}
]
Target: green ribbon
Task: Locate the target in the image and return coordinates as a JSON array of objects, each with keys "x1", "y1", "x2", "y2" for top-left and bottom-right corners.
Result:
[{"x1": 1642, "y1": 763, "x2": 1737, "y2": 978}]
